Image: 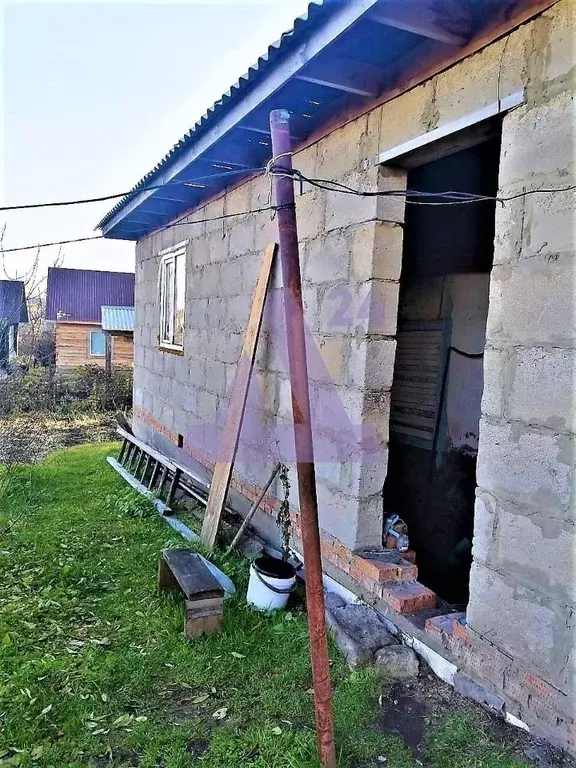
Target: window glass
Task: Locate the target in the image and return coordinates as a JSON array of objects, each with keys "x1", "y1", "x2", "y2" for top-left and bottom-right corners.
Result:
[
  {"x1": 90, "y1": 330, "x2": 106, "y2": 357},
  {"x1": 174, "y1": 252, "x2": 185, "y2": 347},
  {"x1": 161, "y1": 259, "x2": 175, "y2": 344}
]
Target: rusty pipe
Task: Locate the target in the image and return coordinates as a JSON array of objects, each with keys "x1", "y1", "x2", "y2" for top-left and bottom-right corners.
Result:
[{"x1": 269, "y1": 108, "x2": 337, "y2": 768}]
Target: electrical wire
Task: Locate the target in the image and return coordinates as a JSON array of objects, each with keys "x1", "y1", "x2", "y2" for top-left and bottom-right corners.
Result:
[
  {"x1": 1, "y1": 164, "x2": 574, "y2": 252},
  {"x1": 0, "y1": 203, "x2": 295, "y2": 252},
  {"x1": 1, "y1": 236, "x2": 104, "y2": 253},
  {"x1": 271, "y1": 165, "x2": 576, "y2": 207},
  {"x1": 0, "y1": 166, "x2": 266, "y2": 212}
]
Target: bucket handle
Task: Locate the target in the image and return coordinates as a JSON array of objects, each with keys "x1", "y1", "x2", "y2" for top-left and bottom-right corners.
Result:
[{"x1": 254, "y1": 566, "x2": 296, "y2": 595}]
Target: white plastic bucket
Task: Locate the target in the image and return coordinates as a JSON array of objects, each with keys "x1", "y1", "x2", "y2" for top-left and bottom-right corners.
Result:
[{"x1": 246, "y1": 556, "x2": 296, "y2": 611}]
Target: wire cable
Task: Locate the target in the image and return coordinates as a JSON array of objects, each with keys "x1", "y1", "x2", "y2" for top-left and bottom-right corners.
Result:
[
  {"x1": 0, "y1": 167, "x2": 266, "y2": 212},
  {"x1": 0, "y1": 203, "x2": 295, "y2": 252},
  {"x1": 1, "y1": 164, "x2": 574, "y2": 252}
]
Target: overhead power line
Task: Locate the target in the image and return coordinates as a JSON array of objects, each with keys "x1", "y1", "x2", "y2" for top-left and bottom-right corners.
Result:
[
  {"x1": 0, "y1": 167, "x2": 266, "y2": 212},
  {"x1": 1, "y1": 236, "x2": 104, "y2": 253},
  {"x1": 1, "y1": 169, "x2": 574, "y2": 252}
]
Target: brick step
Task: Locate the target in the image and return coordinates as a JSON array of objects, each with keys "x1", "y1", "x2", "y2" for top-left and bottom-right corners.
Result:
[
  {"x1": 425, "y1": 612, "x2": 467, "y2": 651},
  {"x1": 380, "y1": 582, "x2": 437, "y2": 614},
  {"x1": 353, "y1": 549, "x2": 418, "y2": 587}
]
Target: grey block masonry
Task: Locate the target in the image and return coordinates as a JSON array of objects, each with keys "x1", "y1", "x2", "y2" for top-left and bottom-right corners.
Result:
[{"x1": 132, "y1": 0, "x2": 575, "y2": 751}]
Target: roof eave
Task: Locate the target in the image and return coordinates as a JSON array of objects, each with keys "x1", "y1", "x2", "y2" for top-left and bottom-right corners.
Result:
[{"x1": 100, "y1": 0, "x2": 382, "y2": 239}]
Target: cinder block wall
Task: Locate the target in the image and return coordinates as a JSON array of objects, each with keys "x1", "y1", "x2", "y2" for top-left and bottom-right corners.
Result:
[
  {"x1": 465, "y1": 0, "x2": 576, "y2": 743},
  {"x1": 133, "y1": 0, "x2": 574, "y2": 746}
]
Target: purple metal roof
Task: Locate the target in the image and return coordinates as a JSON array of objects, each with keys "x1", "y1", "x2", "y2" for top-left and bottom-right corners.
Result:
[
  {"x1": 0, "y1": 280, "x2": 28, "y2": 324},
  {"x1": 46, "y1": 268, "x2": 134, "y2": 323}
]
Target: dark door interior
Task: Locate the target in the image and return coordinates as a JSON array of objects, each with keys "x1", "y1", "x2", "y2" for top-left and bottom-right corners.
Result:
[{"x1": 383, "y1": 134, "x2": 501, "y2": 606}]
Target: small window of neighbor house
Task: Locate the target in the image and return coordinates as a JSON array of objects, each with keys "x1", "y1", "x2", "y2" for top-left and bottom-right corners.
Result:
[
  {"x1": 89, "y1": 330, "x2": 106, "y2": 357},
  {"x1": 159, "y1": 241, "x2": 187, "y2": 350}
]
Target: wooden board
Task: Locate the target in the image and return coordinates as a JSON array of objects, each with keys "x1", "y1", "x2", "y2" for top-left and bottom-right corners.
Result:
[
  {"x1": 158, "y1": 549, "x2": 223, "y2": 600},
  {"x1": 200, "y1": 243, "x2": 277, "y2": 549}
]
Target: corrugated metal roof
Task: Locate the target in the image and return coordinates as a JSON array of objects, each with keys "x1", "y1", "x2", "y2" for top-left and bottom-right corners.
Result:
[
  {"x1": 98, "y1": 0, "x2": 524, "y2": 240},
  {"x1": 46, "y1": 268, "x2": 135, "y2": 323},
  {"x1": 98, "y1": 0, "x2": 330, "y2": 234},
  {"x1": 101, "y1": 306, "x2": 135, "y2": 332},
  {"x1": 0, "y1": 280, "x2": 28, "y2": 325}
]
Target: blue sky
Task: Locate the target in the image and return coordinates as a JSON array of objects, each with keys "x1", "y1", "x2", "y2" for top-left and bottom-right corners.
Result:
[{"x1": 1, "y1": 1, "x2": 308, "y2": 279}]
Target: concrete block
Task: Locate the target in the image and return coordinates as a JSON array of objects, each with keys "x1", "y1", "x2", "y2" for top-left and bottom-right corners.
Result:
[
  {"x1": 493, "y1": 195, "x2": 524, "y2": 264},
  {"x1": 363, "y1": 338, "x2": 397, "y2": 391},
  {"x1": 313, "y1": 335, "x2": 347, "y2": 385},
  {"x1": 359, "y1": 390, "x2": 390, "y2": 456},
  {"x1": 508, "y1": 346, "x2": 576, "y2": 432},
  {"x1": 324, "y1": 172, "x2": 378, "y2": 232},
  {"x1": 471, "y1": 492, "x2": 497, "y2": 564},
  {"x1": 481, "y1": 345, "x2": 510, "y2": 420},
  {"x1": 304, "y1": 231, "x2": 350, "y2": 284},
  {"x1": 477, "y1": 421, "x2": 573, "y2": 513},
  {"x1": 253, "y1": 214, "x2": 277, "y2": 252},
  {"x1": 347, "y1": 337, "x2": 396, "y2": 391},
  {"x1": 467, "y1": 562, "x2": 565, "y2": 681},
  {"x1": 325, "y1": 591, "x2": 396, "y2": 668},
  {"x1": 492, "y1": 503, "x2": 576, "y2": 604},
  {"x1": 453, "y1": 673, "x2": 505, "y2": 712},
  {"x1": 197, "y1": 389, "x2": 218, "y2": 425},
  {"x1": 499, "y1": 90, "x2": 575, "y2": 189},
  {"x1": 339, "y1": 456, "x2": 388, "y2": 499},
  {"x1": 538, "y1": 0, "x2": 576, "y2": 87},
  {"x1": 350, "y1": 220, "x2": 402, "y2": 282},
  {"x1": 522, "y1": 186, "x2": 576, "y2": 262},
  {"x1": 277, "y1": 376, "x2": 293, "y2": 423},
  {"x1": 374, "y1": 645, "x2": 420, "y2": 681},
  {"x1": 295, "y1": 188, "x2": 325, "y2": 241},
  {"x1": 302, "y1": 285, "x2": 320, "y2": 332},
  {"x1": 435, "y1": 27, "x2": 528, "y2": 126},
  {"x1": 224, "y1": 180, "x2": 252, "y2": 216},
  {"x1": 187, "y1": 357, "x2": 205, "y2": 389},
  {"x1": 227, "y1": 294, "x2": 250, "y2": 332},
  {"x1": 315, "y1": 116, "x2": 366, "y2": 179},
  {"x1": 376, "y1": 166, "x2": 407, "y2": 224},
  {"x1": 317, "y1": 279, "x2": 398, "y2": 336},
  {"x1": 487, "y1": 256, "x2": 576, "y2": 347},
  {"x1": 359, "y1": 106, "x2": 383, "y2": 165},
  {"x1": 379, "y1": 81, "x2": 434, "y2": 149},
  {"x1": 355, "y1": 493, "x2": 387, "y2": 550},
  {"x1": 205, "y1": 359, "x2": 227, "y2": 397}
]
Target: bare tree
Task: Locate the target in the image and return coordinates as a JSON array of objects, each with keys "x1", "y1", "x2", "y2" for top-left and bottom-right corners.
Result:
[{"x1": 0, "y1": 223, "x2": 63, "y2": 369}]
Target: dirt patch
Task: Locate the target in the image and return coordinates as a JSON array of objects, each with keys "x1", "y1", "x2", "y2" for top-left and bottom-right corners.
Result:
[
  {"x1": 0, "y1": 413, "x2": 118, "y2": 464},
  {"x1": 158, "y1": 684, "x2": 223, "y2": 728},
  {"x1": 186, "y1": 738, "x2": 209, "y2": 759},
  {"x1": 374, "y1": 667, "x2": 574, "y2": 767},
  {"x1": 90, "y1": 748, "x2": 141, "y2": 767}
]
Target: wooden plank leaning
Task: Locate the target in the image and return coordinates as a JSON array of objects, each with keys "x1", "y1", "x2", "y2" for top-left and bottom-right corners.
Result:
[{"x1": 200, "y1": 243, "x2": 277, "y2": 549}]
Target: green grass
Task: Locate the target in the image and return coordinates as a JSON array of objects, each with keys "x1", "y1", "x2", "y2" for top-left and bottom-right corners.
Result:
[{"x1": 0, "y1": 445, "x2": 534, "y2": 768}]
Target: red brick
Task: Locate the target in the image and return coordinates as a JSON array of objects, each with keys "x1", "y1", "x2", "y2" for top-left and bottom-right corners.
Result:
[
  {"x1": 352, "y1": 554, "x2": 418, "y2": 584},
  {"x1": 381, "y1": 582, "x2": 437, "y2": 614},
  {"x1": 402, "y1": 550, "x2": 417, "y2": 564}
]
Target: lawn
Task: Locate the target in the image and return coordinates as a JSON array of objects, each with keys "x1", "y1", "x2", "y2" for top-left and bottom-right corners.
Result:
[{"x1": 0, "y1": 444, "x2": 540, "y2": 768}]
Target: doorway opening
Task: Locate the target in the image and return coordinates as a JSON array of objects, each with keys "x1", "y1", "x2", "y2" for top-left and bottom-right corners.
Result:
[{"x1": 383, "y1": 131, "x2": 501, "y2": 606}]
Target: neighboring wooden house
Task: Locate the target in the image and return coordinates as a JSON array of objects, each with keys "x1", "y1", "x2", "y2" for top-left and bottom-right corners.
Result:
[
  {"x1": 45, "y1": 268, "x2": 134, "y2": 370},
  {"x1": 0, "y1": 280, "x2": 28, "y2": 372}
]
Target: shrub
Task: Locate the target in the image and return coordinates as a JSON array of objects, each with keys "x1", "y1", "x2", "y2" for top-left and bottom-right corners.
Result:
[{"x1": 0, "y1": 364, "x2": 133, "y2": 416}]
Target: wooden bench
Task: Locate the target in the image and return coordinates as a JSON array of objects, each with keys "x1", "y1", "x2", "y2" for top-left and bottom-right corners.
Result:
[{"x1": 158, "y1": 549, "x2": 224, "y2": 639}]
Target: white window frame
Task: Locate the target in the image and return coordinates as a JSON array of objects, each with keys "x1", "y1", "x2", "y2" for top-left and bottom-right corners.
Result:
[
  {"x1": 158, "y1": 240, "x2": 188, "y2": 350},
  {"x1": 89, "y1": 329, "x2": 106, "y2": 358}
]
